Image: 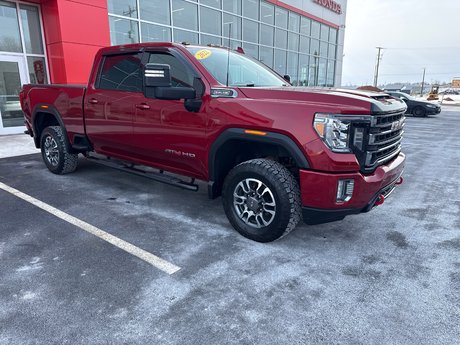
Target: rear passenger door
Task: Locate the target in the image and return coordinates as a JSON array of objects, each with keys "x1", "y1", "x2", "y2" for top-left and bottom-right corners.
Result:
[{"x1": 85, "y1": 52, "x2": 143, "y2": 158}]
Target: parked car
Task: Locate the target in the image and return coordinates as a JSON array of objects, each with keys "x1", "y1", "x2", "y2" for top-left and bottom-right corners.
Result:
[{"x1": 385, "y1": 91, "x2": 441, "y2": 117}]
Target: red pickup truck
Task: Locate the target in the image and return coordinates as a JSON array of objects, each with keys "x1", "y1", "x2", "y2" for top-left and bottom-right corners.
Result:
[{"x1": 20, "y1": 42, "x2": 406, "y2": 242}]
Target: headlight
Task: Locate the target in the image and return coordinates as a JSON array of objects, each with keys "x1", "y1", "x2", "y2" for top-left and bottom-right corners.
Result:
[
  {"x1": 313, "y1": 113, "x2": 372, "y2": 153},
  {"x1": 426, "y1": 104, "x2": 436, "y2": 108},
  {"x1": 313, "y1": 114, "x2": 350, "y2": 152}
]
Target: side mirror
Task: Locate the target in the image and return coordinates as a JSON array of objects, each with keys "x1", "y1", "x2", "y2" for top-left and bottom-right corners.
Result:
[
  {"x1": 144, "y1": 63, "x2": 196, "y2": 101},
  {"x1": 283, "y1": 75, "x2": 291, "y2": 83},
  {"x1": 154, "y1": 87, "x2": 196, "y2": 100},
  {"x1": 144, "y1": 63, "x2": 172, "y2": 87}
]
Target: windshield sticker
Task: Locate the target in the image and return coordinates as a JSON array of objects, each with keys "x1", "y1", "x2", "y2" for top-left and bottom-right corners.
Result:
[{"x1": 195, "y1": 49, "x2": 212, "y2": 60}]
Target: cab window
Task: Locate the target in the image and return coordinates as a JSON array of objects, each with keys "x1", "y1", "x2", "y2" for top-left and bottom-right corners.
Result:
[
  {"x1": 148, "y1": 52, "x2": 194, "y2": 88},
  {"x1": 98, "y1": 53, "x2": 143, "y2": 92}
]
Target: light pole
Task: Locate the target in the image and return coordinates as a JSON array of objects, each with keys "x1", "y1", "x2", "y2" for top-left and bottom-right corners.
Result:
[
  {"x1": 420, "y1": 68, "x2": 426, "y2": 96},
  {"x1": 373, "y1": 47, "x2": 384, "y2": 88}
]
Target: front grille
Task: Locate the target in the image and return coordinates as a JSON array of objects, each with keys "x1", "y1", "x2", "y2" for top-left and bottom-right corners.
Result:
[{"x1": 353, "y1": 110, "x2": 405, "y2": 172}]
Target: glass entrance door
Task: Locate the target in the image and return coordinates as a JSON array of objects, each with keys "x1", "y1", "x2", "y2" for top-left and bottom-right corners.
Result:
[{"x1": 0, "y1": 55, "x2": 27, "y2": 132}]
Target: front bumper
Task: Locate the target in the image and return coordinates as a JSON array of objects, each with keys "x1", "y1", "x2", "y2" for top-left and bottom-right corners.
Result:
[
  {"x1": 426, "y1": 106, "x2": 441, "y2": 115},
  {"x1": 299, "y1": 152, "x2": 406, "y2": 225}
]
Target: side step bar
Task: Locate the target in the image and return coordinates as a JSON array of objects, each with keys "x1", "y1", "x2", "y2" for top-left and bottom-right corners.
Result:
[{"x1": 86, "y1": 155, "x2": 199, "y2": 192}]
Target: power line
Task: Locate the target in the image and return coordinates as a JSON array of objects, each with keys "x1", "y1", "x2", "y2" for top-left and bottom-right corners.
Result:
[
  {"x1": 380, "y1": 72, "x2": 460, "y2": 76},
  {"x1": 384, "y1": 46, "x2": 460, "y2": 50}
]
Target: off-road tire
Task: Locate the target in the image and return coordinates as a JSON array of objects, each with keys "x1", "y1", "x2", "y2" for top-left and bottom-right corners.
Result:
[
  {"x1": 413, "y1": 106, "x2": 426, "y2": 117},
  {"x1": 222, "y1": 159, "x2": 301, "y2": 242},
  {"x1": 40, "y1": 126, "x2": 78, "y2": 174}
]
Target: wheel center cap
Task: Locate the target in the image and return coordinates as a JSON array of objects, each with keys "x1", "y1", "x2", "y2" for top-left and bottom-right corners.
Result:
[{"x1": 247, "y1": 196, "x2": 260, "y2": 212}]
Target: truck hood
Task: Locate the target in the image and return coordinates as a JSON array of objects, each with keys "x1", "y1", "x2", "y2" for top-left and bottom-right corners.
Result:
[{"x1": 237, "y1": 86, "x2": 406, "y2": 114}]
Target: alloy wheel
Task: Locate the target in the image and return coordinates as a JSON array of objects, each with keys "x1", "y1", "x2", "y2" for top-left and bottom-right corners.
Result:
[{"x1": 233, "y1": 178, "x2": 277, "y2": 228}]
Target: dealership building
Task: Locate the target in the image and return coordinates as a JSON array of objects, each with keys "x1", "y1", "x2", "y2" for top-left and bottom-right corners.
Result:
[{"x1": 0, "y1": 0, "x2": 347, "y2": 135}]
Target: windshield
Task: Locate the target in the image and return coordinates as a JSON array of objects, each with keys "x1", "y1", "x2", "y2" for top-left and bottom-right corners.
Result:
[
  {"x1": 186, "y1": 47, "x2": 287, "y2": 87},
  {"x1": 395, "y1": 92, "x2": 415, "y2": 100}
]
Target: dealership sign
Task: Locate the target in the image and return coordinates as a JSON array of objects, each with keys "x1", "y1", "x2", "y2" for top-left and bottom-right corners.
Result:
[{"x1": 312, "y1": 0, "x2": 342, "y2": 14}]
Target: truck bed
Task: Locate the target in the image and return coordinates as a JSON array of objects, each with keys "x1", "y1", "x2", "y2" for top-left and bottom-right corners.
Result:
[{"x1": 21, "y1": 84, "x2": 87, "y2": 144}]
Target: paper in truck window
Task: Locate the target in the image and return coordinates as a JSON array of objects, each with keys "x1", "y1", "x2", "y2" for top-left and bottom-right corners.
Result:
[{"x1": 195, "y1": 49, "x2": 212, "y2": 60}]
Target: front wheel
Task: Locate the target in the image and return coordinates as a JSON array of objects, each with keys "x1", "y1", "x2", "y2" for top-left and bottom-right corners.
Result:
[
  {"x1": 40, "y1": 126, "x2": 78, "y2": 174},
  {"x1": 222, "y1": 159, "x2": 301, "y2": 242},
  {"x1": 413, "y1": 106, "x2": 426, "y2": 117}
]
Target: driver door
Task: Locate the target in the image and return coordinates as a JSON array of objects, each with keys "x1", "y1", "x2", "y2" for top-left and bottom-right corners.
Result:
[{"x1": 131, "y1": 50, "x2": 207, "y2": 179}]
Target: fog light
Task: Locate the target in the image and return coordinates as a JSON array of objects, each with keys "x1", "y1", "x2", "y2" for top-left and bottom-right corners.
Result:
[{"x1": 337, "y1": 179, "x2": 354, "y2": 202}]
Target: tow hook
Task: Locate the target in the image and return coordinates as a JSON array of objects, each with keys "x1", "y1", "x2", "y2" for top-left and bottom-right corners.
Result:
[
  {"x1": 395, "y1": 176, "x2": 404, "y2": 185},
  {"x1": 375, "y1": 194, "x2": 385, "y2": 206}
]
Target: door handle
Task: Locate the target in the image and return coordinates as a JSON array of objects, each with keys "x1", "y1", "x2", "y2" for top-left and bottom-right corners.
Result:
[
  {"x1": 135, "y1": 103, "x2": 150, "y2": 110},
  {"x1": 88, "y1": 98, "x2": 98, "y2": 104}
]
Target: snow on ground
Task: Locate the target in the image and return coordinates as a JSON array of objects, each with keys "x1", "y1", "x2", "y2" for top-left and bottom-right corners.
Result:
[{"x1": 414, "y1": 94, "x2": 460, "y2": 106}]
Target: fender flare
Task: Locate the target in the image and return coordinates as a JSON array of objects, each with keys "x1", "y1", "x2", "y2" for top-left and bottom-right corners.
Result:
[
  {"x1": 207, "y1": 128, "x2": 310, "y2": 198},
  {"x1": 31, "y1": 105, "x2": 69, "y2": 148}
]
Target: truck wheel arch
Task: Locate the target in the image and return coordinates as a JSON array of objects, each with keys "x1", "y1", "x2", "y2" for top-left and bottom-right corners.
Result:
[
  {"x1": 32, "y1": 105, "x2": 68, "y2": 148},
  {"x1": 208, "y1": 128, "x2": 309, "y2": 199}
]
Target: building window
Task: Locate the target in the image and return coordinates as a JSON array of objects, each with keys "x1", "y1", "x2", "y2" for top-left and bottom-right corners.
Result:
[
  {"x1": 274, "y1": 28, "x2": 287, "y2": 49},
  {"x1": 27, "y1": 57, "x2": 48, "y2": 84},
  {"x1": 139, "y1": 0, "x2": 170, "y2": 25},
  {"x1": 299, "y1": 36, "x2": 310, "y2": 55},
  {"x1": 259, "y1": 46, "x2": 274, "y2": 69},
  {"x1": 243, "y1": 19, "x2": 258, "y2": 43},
  {"x1": 288, "y1": 33, "x2": 299, "y2": 52},
  {"x1": 173, "y1": 29, "x2": 198, "y2": 44},
  {"x1": 311, "y1": 21, "x2": 320, "y2": 39},
  {"x1": 201, "y1": 34, "x2": 221, "y2": 46},
  {"x1": 275, "y1": 7, "x2": 288, "y2": 29},
  {"x1": 287, "y1": 52, "x2": 299, "y2": 85},
  {"x1": 20, "y1": 5, "x2": 44, "y2": 54},
  {"x1": 172, "y1": 0, "x2": 198, "y2": 31},
  {"x1": 108, "y1": 0, "x2": 137, "y2": 18},
  {"x1": 274, "y1": 49, "x2": 286, "y2": 75},
  {"x1": 242, "y1": 42, "x2": 258, "y2": 59},
  {"x1": 260, "y1": 2, "x2": 274, "y2": 25},
  {"x1": 223, "y1": 14, "x2": 241, "y2": 41},
  {"x1": 260, "y1": 24, "x2": 274, "y2": 46},
  {"x1": 105, "y1": 0, "x2": 341, "y2": 87},
  {"x1": 288, "y1": 12, "x2": 300, "y2": 32},
  {"x1": 201, "y1": 0, "x2": 221, "y2": 9},
  {"x1": 300, "y1": 17, "x2": 311, "y2": 36},
  {"x1": 298, "y1": 54, "x2": 309, "y2": 86},
  {"x1": 200, "y1": 6, "x2": 222, "y2": 36},
  {"x1": 109, "y1": 17, "x2": 139, "y2": 45},
  {"x1": 223, "y1": 0, "x2": 241, "y2": 15},
  {"x1": 243, "y1": 0, "x2": 259, "y2": 20},
  {"x1": 141, "y1": 23, "x2": 171, "y2": 42},
  {"x1": 0, "y1": 1, "x2": 22, "y2": 53},
  {"x1": 320, "y1": 24, "x2": 329, "y2": 41}
]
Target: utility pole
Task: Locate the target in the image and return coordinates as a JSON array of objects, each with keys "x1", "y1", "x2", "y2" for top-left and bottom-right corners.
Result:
[
  {"x1": 420, "y1": 68, "x2": 426, "y2": 96},
  {"x1": 373, "y1": 47, "x2": 384, "y2": 88}
]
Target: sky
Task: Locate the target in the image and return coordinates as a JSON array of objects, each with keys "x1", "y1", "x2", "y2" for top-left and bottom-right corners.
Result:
[{"x1": 342, "y1": 0, "x2": 460, "y2": 86}]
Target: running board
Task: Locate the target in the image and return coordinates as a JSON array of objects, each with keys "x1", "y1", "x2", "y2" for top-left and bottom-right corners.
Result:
[{"x1": 86, "y1": 155, "x2": 199, "y2": 192}]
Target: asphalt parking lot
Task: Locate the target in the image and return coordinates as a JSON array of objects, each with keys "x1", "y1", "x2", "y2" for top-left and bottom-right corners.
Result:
[{"x1": 1, "y1": 108, "x2": 459, "y2": 344}]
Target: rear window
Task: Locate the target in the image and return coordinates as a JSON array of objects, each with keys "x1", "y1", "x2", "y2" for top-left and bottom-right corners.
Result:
[{"x1": 98, "y1": 53, "x2": 143, "y2": 92}]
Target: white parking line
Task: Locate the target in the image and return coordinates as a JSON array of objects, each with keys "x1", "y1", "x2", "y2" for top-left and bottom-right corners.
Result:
[{"x1": 0, "y1": 181, "x2": 181, "y2": 275}]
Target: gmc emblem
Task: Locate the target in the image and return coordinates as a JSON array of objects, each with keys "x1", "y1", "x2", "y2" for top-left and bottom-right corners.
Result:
[{"x1": 391, "y1": 119, "x2": 403, "y2": 131}]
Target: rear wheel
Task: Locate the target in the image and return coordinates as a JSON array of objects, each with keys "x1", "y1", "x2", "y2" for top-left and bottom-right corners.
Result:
[
  {"x1": 413, "y1": 106, "x2": 426, "y2": 117},
  {"x1": 222, "y1": 159, "x2": 301, "y2": 242},
  {"x1": 40, "y1": 126, "x2": 78, "y2": 174}
]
